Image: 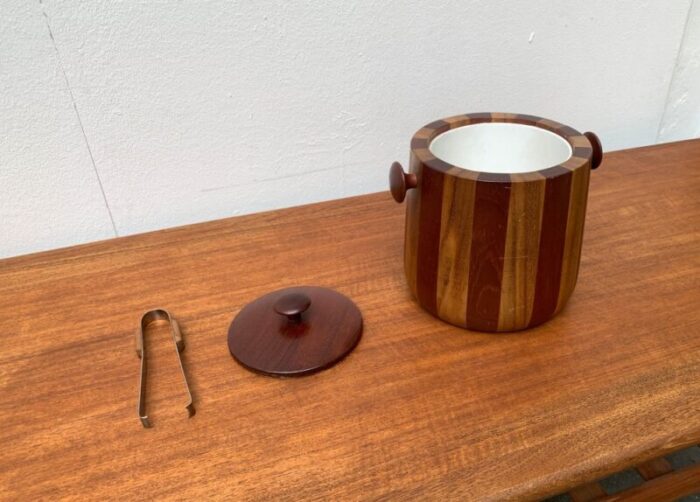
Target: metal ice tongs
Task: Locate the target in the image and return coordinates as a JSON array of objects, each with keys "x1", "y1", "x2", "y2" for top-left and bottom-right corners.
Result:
[{"x1": 136, "y1": 309, "x2": 195, "y2": 428}]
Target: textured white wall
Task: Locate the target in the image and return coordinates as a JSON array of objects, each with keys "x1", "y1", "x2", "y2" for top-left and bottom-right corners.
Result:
[
  {"x1": 1, "y1": 0, "x2": 698, "y2": 258},
  {"x1": 659, "y1": 0, "x2": 700, "y2": 142},
  {"x1": 0, "y1": 1, "x2": 116, "y2": 258}
]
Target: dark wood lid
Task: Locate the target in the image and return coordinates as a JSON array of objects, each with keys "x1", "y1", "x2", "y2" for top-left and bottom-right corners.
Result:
[{"x1": 227, "y1": 286, "x2": 362, "y2": 377}]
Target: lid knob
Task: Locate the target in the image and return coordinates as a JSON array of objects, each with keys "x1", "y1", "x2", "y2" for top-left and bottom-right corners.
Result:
[{"x1": 273, "y1": 292, "x2": 311, "y2": 323}]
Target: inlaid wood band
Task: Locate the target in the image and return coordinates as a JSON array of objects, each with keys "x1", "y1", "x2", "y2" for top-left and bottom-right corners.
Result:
[{"x1": 403, "y1": 113, "x2": 596, "y2": 331}]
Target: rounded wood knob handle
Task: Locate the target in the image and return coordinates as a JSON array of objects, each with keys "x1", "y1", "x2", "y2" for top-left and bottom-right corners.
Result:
[
  {"x1": 584, "y1": 131, "x2": 603, "y2": 170},
  {"x1": 389, "y1": 161, "x2": 418, "y2": 203},
  {"x1": 274, "y1": 292, "x2": 311, "y2": 323}
]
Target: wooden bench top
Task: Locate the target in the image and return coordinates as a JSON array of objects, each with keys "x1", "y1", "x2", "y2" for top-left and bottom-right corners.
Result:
[{"x1": 1, "y1": 140, "x2": 699, "y2": 500}]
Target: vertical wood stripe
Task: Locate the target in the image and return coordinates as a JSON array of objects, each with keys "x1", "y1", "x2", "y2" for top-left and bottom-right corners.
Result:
[
  {"x1": 415, "y1": 163, "x2": 444, "y2": 315},
  {"x1": 466, "y1": 174, "x2": 511, "y2": 331},
  {"x1": 529, "y1": 167, "x2": 573, "y2": 327},
  {"x1": 436, "y1": 170, "x2": 476, "y2": 327},
  {"x1": 556, "y1": 163, "x2": 591, "y2": 311},
  {"x1": 404, "y1": 153, "x2": 422, "y2": 297},
  {"x1": 497, "y1": 175, "x2": 546, "y2": 331}
]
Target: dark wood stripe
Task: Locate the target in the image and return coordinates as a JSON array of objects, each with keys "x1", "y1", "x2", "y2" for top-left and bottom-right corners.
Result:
[
  {"x1": 465, "y1": 175, "x2": 511, "y2": 331},
  {"x1": 529, "y1": 166, "x2": 573, "y2": 327},
  {"x1": 404, "y1": 153, "x2": 423, "y2": 297},
  {"x1": 430, "y1": 157, "x2": 456, "y2": 172},
  {"x1": 411, "y1": 137, "x2": 429, "y2": 150},
  {"x1": 559, "y1": 125, "x2": 580, "y2": 137},
  {"x1": 572, "y1": 146, "x2": 591, "y2": 158},
  {"x1": 515, "y1": 113, "x2": 544, "y2": 122},
  {"x1": 506, "y1": 117, "x2": 546, "y2": 129},
  {"x1": 539, "y1": 165, "x2": 569, "y2": 179},
  {"x1": 415, "y1": 164, "x2": 445, "y2": 315},
  {"x1": 423, "y1": 119, "x2": 450, "y2": 134}
]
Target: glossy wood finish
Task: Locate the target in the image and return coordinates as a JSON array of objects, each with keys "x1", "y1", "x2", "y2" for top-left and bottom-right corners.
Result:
[
  {"x1": 401, "y1": 113, "x2": 596, "y2": 331},
  {"x1": 228, "y1": 286, "x2": 362, "y2": 376},
  {"x1": 1, "y1": 140, "x2": 699, "y2": 500},
  {"x1": 498, "y1": 173, "x2": 545, "y2": 330},
  {"x1": 273, "y1": 291, "x2": 312, "y2": 321},
  {"x1": 389, "y1": 161, "x2": 418, "y2": 202},
  {"x1": 585, "y1": 131, "x2": 604, "y2": 170}
]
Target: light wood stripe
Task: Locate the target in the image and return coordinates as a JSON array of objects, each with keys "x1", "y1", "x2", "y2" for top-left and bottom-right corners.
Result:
[
  {"x1": 557, "y1": 162, "x2": 591, "y2": 311},
  {"x1": 498, "y1": 175, "x2": 546, "y2": 331},
  {"x1": 436, "y1": 169, "x2": 476, "y2": 326},
  {"x1": 490, "y1": 112, "x2": 519, "y2": 121},
  {"x1": 414, "y1": 127, "x2": 433, "y2": 140},
  {"x1": 443, "y1": 115, "x2": 471, "y2": 126},
  {"x1": 569, "y1": 135, "x2": 590, "y2": 148},
  {"x1": 404, "y1": 153, "x2": 422, "y2": 297}
]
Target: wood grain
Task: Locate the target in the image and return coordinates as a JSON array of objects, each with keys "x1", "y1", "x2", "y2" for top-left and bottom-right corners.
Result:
[
  {"x1": 529, "y1": 166, "x2": 573, "y2": 327},
  {"x1": 557, "y1": 162, "x2": 591, "y2": 312},
  {"x1": 498, "y1": 173, "x2": 546, "y2": 331},
  {"x1": 1, "y1": 140, "x2": 700, "y2": 500},
  {"x1": 466, "y1": 173, "x2": 511, "y2": 331},
  {"x1": 415, "y1": 157, "x2": 444, "y2": 315},
  {"x1": 227, "y1": 286, "x2": 362, "y2": 376},
  {"x1": 402, "y1": 113, "x2": 595, "y2": 331},
  {"x1": 436, "y1": 169, "x2": 476, "y2": 326}
]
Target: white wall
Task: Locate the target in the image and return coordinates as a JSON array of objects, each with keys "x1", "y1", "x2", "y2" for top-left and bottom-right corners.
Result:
[
  {"x1": 659, "y1": 0, "x2": 700, "y2": 142},
  {"x1": 1, "y1": 0, "x2": 698, "y2": 259}
]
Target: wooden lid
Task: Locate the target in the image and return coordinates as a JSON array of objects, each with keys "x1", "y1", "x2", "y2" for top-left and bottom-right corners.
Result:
[{"x1": 227, "y1": 286, "x2": 362, "y2": 376}]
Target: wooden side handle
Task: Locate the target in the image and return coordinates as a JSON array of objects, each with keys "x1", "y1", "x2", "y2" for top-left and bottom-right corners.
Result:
[
  {"x1": 389, "y1": 161, "x2": 417, "y2": 203},
  {"x1": 584, "y1": 131, "x2": 603, "y2": 170}
]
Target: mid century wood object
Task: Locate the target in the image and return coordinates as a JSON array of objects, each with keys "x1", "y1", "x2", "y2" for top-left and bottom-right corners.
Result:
[
  {"x1": 391, "y1": 113, "x2": 603, "y2": 331},
  {"x1": 0, "y1": 140, "x2": 699, "y2": 500},
  {"x1": 227, "y1": 286, "x2": 362, "y2": 376}
]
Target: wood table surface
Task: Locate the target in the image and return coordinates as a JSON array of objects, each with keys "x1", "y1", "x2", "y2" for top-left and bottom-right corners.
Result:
[{"x1": 1, "y1": 140, "x2": 699, "y2": 501}]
